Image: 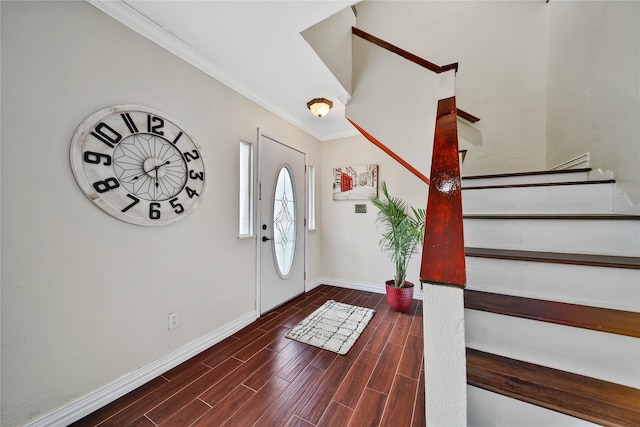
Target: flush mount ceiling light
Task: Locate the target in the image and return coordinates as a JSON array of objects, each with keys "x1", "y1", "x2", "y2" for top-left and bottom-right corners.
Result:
[{"x1": 306, "y1": 98, "x2": 333, "y2": 118}]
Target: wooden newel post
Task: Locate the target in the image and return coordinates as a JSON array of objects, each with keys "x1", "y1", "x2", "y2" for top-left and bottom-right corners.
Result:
[
  {"x1": 421, "y1": 96, "x2": 468, "y2": 426},
  {"x1": 420, "y1": 96, "x2": 466, "y2": 287}
]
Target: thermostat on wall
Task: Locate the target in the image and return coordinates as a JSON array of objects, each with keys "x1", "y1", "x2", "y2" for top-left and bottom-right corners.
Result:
[{"x1": 355, "y1": 204, "x2": 367, "y2": 213}]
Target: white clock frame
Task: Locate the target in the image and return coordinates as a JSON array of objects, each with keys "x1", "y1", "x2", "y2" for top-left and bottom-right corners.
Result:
[{"x1": 70, "y1": 105, "x2": 207, "y2": 226}]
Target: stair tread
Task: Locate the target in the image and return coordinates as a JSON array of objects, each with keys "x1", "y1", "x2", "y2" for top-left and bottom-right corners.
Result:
[
  {"x1": 467, "y1": 348, "x2": 640, "y2": 427},
  {"x1": 465, "y1": 247, "x2": 640, "y2": 269},
  {"x1": 464, "y1": 214, "x2": 640, "y2": 220},
  {"x1": 464, "y1": 290, "x2": 640, "y2": 338},
  {"x1": 462, "y1": 168, "x2": 592, "y2": 181},
  {"x1": 462, "y1": 179, "x2": 614, "y2": 190}
]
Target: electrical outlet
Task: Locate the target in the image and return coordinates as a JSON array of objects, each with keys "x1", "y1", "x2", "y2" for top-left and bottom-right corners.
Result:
[{"x1": 168, "y1": 311, "x2": 179, "y2": 330}]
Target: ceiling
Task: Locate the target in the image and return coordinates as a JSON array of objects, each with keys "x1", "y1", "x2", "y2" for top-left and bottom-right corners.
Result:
[{"x1": 89, "y1": 0, "x2": 359, "y2": 141}]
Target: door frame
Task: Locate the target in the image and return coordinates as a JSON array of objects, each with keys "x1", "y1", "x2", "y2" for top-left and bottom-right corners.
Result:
[{"x1": 255, "y1": 128, "x2": 307, "y2": 316}]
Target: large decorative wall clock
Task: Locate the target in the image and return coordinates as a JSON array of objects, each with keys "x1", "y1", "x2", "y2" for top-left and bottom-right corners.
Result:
[{"x1": 70, "y1": 105, "x2": 207, "y2": 226}]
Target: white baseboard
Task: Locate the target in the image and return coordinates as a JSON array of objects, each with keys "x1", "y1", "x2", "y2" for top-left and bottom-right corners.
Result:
[
  {"x1": 310, "y1": 277, "x2": 424, "y2": 300},
  {"x1": 27, "y1": 310, "x2": 257, "y2": 427},
  {"x1": 305, "y1": 277, "x2": 326, "y2": 292},
  {"x1": 28, "y1": 279, "x2": 419, "y2": 426}
]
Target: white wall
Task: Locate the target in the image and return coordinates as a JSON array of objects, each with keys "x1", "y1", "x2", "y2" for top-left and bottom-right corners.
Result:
[
  {"x1": 319, "y1": 0, "x2": 552, "y2": 288},
  {"x1": 3, "y1": 2, "x2": 638, "y2": 425},
  {"x1": 355, "y1": 0, "x2": 549, "y2": 177},
  {"x1": 319, "y1": 134, "x2": 429, "y2": 289},
  {"x1": 0, "y1": 2, "x2": 321, "y2": 426},
  {"x1": 546, "y1": 1, "x2": 640, "y2": 205},
  {"x1": 354, "y1": 0, "x2": 639, "y2": 205},
  {"x1": 347, "y1": 35, "x2": 455, "y2": 180}
]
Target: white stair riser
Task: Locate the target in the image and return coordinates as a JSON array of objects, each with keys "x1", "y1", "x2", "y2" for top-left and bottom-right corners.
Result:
[
  {"x1": 462, "y1": 171, "x2": 590, "y2": 188},
  {"x1": 467, "y1": 386, "x2": 599, "y2": 427},
  {"x1": 464, "y1": 218, "x2": 640, "y2": 256},
  {"x1": 462, "y1": 183, "x2": 614, "y2": 214},
  {"x1": 465, "y1": 310, "x2": 640, "y2": 388},
  {"x1": 465, "y1": 257, "x2": 640, "y2": 312}
]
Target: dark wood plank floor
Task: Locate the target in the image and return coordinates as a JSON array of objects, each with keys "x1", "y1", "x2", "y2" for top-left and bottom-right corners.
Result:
[{"x1": 73, "y1": 285, "x2": 425, "y2": 427}]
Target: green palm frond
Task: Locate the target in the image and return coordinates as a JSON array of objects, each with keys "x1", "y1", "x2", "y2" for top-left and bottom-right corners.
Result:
[{"x1": 370, "y1": 182, "x2": 426, "y2": 287}]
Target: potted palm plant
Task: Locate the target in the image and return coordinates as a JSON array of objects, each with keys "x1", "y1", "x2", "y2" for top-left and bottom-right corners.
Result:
[{"x1": 370, "y1": 182, "x2": 426, "y2": 312}]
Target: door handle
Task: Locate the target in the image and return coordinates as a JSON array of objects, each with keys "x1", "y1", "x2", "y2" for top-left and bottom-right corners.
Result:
[{"x1": 262, "y1": 236, "x2": 273, "y2": 242}]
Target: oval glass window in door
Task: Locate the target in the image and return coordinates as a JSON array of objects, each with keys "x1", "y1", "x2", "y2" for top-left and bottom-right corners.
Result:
[{"x1": 273, "y1": 166, "x2": 296, "y2": 277}]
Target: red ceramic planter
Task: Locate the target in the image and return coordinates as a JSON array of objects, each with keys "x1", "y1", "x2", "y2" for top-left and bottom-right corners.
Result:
[{"x1": 385, "y1": 280, "x2": 414, "y2": 313}]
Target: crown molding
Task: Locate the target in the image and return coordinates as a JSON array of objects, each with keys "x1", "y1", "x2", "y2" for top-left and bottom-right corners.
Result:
[{"x1": 86, "y1": 0, "x2": 340, "y2": 141}]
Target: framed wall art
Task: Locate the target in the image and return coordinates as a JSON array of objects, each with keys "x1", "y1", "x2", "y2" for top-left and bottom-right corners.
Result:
[{"x1": 332, "y1": 164, "x2": 378, "y2": 201}]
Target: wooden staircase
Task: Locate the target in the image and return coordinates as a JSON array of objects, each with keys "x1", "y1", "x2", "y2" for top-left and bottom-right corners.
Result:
[
  {"x1": 461, "y1": 169, "x2": 640, "y2": 426},
  {"x1": 466, "y1": 349, "x2": 640, "y2": 426}
]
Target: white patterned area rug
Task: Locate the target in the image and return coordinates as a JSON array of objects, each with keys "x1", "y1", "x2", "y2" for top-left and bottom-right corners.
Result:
[{"x1": 286, "y1": 300, "x2": 376, "y2": 355}]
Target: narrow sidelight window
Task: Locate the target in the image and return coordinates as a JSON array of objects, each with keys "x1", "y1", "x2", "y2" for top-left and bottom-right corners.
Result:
[
  {"x1": 239, "y1": 140, "x2": 254, "y2": 236},
  {"x1": 307, "y1": 165, "x2": 316, "y2": 230}
]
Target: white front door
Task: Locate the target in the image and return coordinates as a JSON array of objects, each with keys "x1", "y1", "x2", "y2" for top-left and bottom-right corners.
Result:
[{"x1": 258, "y1": 132, "x2": 305, "y2": 314}]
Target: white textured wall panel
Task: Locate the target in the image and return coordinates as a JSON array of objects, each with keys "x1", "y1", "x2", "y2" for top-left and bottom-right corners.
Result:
[
  {"x1": 464, "y1": 218, "x2": 640, "y2": 256},
  {"x1": 467, "y1": 386, "x2": 599, "y2": 427},
  {"x1": 465, "y1": 257, "x2": 640, "y2": 312}
]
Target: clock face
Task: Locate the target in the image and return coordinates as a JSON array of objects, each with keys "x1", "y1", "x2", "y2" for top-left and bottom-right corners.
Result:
[{"x1": 70, "y1": 105, "x2": 207, "y2": 226}]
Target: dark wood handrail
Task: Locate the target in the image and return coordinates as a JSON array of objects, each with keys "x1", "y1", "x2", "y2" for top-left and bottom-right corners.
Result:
[
  {"x1": 465, "y1": 290, "x2": 640, "y2": 338},
  {"x1": 349, "y1": 27, "x2": 467, "y2": 287},
  {"x1": 351, "y1": 27, "x2": 479, "y2": 123},
  {"x1": 347, "y1": 118, "x2": 430, "y2": 185},
  {"x1": 352, "y1": 27, "x2": 458, "y2": 74},
  {"x1": 456, "y1": 109, "x2": 480, "y2": 123}
]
